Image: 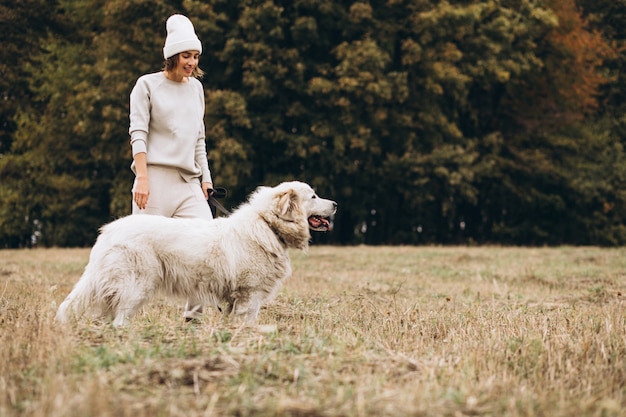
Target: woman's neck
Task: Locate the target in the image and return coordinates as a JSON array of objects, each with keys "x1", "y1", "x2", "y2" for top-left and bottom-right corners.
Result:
[{"x1": 163, "y1": 70, "x2": 188, "y2": 83}]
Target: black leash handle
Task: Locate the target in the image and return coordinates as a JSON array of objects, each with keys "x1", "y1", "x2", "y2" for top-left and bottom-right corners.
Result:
[
  {"x1": 209, "y1": 187, "x2": 227, "y2": 199},
  {"x1": 207, "y1": 187, "x2": 230, "y2": 216}
]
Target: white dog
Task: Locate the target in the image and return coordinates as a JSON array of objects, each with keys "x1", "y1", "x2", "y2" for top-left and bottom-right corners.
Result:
[{"x1": 55, "y1": 181, "x2": 337, "y2": 326}]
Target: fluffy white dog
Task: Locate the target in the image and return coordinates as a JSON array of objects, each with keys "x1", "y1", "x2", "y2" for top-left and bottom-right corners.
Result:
[{"x1": 55, "y1": 181, "x2": 337, "y2": 326}]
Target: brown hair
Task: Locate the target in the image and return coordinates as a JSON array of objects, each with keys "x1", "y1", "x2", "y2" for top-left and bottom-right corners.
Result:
[{"x1": 163, "y1": 53, "x2": 204, "y2": 78}]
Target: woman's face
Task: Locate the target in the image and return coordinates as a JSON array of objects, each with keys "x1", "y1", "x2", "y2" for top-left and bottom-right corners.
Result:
[{"x1": 174, "y1": 50, "x2": 200, "y2": 78}]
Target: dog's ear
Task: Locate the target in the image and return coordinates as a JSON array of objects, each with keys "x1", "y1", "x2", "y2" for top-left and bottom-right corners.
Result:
[{"x1": 275, "y1": 188, "x2": 303, "y2": 220}]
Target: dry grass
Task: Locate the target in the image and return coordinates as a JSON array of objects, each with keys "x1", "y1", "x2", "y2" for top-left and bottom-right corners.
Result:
[{"x1": 1, "y1": 245, "x2": 625, "y2": 416}]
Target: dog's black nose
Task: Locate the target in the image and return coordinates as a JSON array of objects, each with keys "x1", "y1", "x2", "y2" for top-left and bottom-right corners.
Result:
[{"x1": 333, "y1": 202, "x2": 338, "y2": 210}]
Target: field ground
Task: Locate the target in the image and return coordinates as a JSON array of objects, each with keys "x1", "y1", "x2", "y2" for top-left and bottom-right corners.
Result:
[{"x1": 1, "y1": 245, "x2": 625, "y2": 416}]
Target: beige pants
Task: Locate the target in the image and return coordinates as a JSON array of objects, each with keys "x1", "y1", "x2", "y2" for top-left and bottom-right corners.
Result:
[
  {"x1": 132, "y1": 165, "x2": 212, "y2": 320},
  {"x1": 131, "y1": 165, "x2": 213, "y2": 220}
]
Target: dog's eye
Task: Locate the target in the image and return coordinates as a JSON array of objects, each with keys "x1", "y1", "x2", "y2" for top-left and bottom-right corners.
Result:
[{"x1": 312, "y1": 195, "x2": 317, "y2": 199}]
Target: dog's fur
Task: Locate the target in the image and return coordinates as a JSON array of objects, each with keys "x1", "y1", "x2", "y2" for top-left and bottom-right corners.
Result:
[{"x1": 55, "y1": 181, "x2": 337, "y2": 326}]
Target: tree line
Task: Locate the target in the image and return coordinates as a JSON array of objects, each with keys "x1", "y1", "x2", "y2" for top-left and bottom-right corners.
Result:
[{"x1": 2, "y1": 0, "x2": 626, "y2": 247}]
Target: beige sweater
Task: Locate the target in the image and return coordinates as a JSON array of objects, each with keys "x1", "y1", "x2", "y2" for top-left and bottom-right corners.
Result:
[{"x1": 129, "y1": 72, "x2": 212, "y2": 183}]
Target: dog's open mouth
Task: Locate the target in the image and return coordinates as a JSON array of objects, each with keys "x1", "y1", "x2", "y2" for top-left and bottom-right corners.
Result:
[{"x1": 308, "y1": 215, "x2": 331, "y2": 231}]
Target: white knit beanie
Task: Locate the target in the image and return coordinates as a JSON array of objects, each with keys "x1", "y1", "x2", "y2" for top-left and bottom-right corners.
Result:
[{"x1": 163, "y1": 14, "x2": 202, "y2": 59}]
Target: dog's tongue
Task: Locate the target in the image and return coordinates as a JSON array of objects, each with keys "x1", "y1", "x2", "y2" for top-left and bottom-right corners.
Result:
[{"x1": 309, "y1": 216, "x2": 331, "y2": 230}]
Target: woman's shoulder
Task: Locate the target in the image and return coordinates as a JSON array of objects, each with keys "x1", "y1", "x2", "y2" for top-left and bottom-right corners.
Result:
[
  {"x1": 189, "y1": 76, "x2": 204, "y2": 88},
  {"x1": 131, "y1": 72, "x2": 168, "y2": 95},
  {"x1": 136, "y1": 72, "x2": 165, "y2": 84}
]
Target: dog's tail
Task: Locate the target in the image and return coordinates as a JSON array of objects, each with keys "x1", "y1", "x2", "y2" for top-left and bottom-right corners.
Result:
[{"x1": 55, "y1": 264, "x2": 98, "y2": 324}]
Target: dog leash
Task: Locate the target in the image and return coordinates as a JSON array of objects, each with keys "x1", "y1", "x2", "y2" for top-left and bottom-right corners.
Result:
[{"x1": 207, "y1": 187, "x2": 231, "y2": 216}]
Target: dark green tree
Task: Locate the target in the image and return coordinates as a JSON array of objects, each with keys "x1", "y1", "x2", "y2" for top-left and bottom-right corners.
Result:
[
  {"x1": 0, "y1": 0, "x2": 64, "y2": 246},
  {"x1": 0, "y1": 0, "x2": 62, "y2": 156}
]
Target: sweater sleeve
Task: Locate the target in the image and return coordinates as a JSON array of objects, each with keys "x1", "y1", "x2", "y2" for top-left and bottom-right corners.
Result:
[
  {"x1": 129, "y1": 77, "x2": 150, "y2": 156},
  {"x1": 194, "y1": 81, "x2": 212, "y2": 183},
  {"x1": 195, "y1": 134, "x2": 212, "y2": 184}
]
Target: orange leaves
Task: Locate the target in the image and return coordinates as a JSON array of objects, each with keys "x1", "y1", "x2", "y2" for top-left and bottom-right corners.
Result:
[
  {"x1": 543, "y1": 0, "x2": 613, "y2": 115},
  {"x1": 503, "y1": 0, "x2": 615, "y2": 130}
]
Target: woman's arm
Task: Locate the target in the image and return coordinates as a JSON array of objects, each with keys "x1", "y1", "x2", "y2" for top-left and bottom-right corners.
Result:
[{"x1": 132, "y1": 152, "x2": 149, "y2": 209}]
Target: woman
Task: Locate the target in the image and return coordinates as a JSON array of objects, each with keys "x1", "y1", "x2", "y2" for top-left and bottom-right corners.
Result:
[{"x1": 128, "y1": 14, "x2": 213, "y2": 320}]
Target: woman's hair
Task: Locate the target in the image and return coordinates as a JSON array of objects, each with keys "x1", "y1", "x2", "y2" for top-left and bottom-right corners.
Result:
[{"x1": 163, "y1": 53, "x2": 204, "y2": 78}]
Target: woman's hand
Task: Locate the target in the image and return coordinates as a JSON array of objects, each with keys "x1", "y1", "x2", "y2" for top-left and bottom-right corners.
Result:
[
  {"x1": 133, "y1": 176, "x2": 150, "y2": 209},
  {"x1": 202, "y1": 182, "x2": 214, "y2": 200}
]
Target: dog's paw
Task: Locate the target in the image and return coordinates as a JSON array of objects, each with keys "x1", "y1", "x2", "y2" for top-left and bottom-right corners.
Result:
[{"x1": 184, "y1": 316, "x2": 201, "y2": 324}]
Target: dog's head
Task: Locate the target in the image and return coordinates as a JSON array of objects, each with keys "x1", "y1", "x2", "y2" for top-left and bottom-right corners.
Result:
[{"x1": 257, "y1": 181, "x2": 337, "y2": 249}]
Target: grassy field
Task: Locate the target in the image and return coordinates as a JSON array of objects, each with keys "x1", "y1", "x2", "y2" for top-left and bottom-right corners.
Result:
[{"x1": 1, "y1": 245, "x2": 625, "y2": 417}]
